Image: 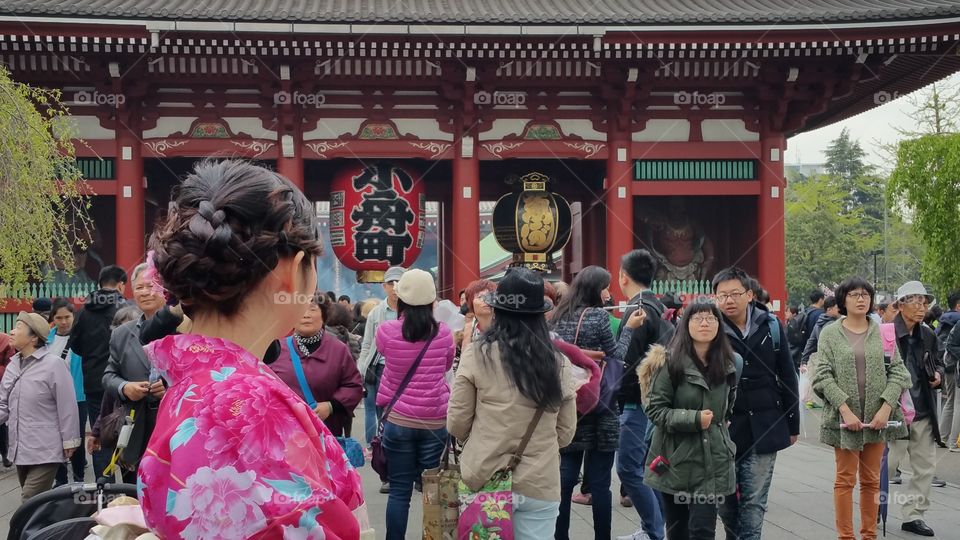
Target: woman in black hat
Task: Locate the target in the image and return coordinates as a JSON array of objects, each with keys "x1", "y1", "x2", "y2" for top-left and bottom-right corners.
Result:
[{"x1": 448, "y1": 267, "x2": 578, "y2": 538}]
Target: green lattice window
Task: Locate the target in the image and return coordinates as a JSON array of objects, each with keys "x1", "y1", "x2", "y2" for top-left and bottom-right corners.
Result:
[
  {"x1": 75, "y1": 157, "x2": 115, "y2": 180},
  {"x1": 634, "y1": 159, "x2": 757, "y2": 181}
]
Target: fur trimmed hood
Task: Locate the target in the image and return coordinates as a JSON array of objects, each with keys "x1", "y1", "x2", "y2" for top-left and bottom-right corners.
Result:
[{"x1": 637, "y1": 344, "x2": 668, "y2": 407}]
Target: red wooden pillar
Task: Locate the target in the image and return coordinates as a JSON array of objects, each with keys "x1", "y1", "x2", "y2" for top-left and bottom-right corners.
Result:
[
  {"x1": 605, "y1": 133, "x2": 634, "y2": 302},
  {"x1": 277, "y1": 125, "x2": 304, "y2": 190},
  {"x1": 439, "y1": 196, "x2": 456, "y2": 301},
  {"x1": 115, "y1": 125, "x2": 145, "y2": 277},
  {"x1": 757, "y1": 135, "x2": 787, "y2": 314},
  {"x1": 451, "y1": 134, "x2": 480, "y2": 294}
]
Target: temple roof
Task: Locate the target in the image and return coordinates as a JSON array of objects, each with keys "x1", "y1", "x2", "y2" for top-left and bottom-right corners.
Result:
[{"x1": 2, "y1": 0, "x2": 959, "y2": 25}]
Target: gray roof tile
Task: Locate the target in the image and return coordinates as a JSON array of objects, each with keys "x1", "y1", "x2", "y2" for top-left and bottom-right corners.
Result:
[{"x1": 1, "y1": 0, "x2": 959, "y2": 24}]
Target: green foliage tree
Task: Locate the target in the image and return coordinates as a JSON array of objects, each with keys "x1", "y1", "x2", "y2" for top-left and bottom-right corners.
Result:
[
  {"x1": 0, "y1": 65, "x2": 91, "y2": 298},
  {"x1": 888, "y1": 132, "x2": 960, "y2": 298},
  {"x1": 785, "y1": 174, "x2": 861, "y2": 305}
]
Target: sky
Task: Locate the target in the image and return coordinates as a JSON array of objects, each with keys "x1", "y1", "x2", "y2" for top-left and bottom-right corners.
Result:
[{"x1": 785, "y1": 72, "x2": 960, "y2": 172}]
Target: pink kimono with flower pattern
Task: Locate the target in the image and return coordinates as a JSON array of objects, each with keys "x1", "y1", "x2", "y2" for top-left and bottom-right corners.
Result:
[{"x1": 138, "y1": 334, "x2": 365, "y2": 539}]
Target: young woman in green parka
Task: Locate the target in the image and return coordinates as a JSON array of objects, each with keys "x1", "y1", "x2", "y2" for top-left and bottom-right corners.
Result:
[
  {"x1": 639, "y1": 300, "x2": 741, "y2": 540},
  {"x1": 812, "y1": 277, "x2": 911, "y2": 540}
]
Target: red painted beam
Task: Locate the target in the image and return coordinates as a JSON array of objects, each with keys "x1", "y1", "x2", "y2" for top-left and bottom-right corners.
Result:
[
  {"x1": 632, "y1": 181, "x2": 761, "y2": 196},
  {"x1": 79, "y1": 180, "x2": 117, "y2": 196}
]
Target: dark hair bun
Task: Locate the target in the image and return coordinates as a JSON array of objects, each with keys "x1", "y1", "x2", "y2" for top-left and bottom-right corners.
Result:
[{"x1": 150, "y1": 159, "x2": 321, "y2": 317}]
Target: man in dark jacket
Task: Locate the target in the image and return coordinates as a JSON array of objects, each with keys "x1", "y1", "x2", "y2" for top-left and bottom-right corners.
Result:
[
  {"x1": 66, "y1": 265, "x2": 128, "y2": 478},
  {"x1": 888, "y1": 281, "x2": 945, "y2": 537},
  {"x1": 102, "y1": 263, "x2": 168, "y2": 478},
  {"x1": 614, "y1": 249, "x2": 674, "y2": 540},
  {"x1": 713, "y1": 267, "x2": 799, "y2": 540},
  {"x1": 937, "y1": 291, "x2": 960, "y2": 450},
  {"x1": 799, "y1": 295, "x2": 840, "y2": 368}
]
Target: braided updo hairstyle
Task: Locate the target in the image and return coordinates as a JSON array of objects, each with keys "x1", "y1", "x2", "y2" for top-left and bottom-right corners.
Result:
[{"x1": 150, "y1": 159, "x2": 322, "y2": 317}]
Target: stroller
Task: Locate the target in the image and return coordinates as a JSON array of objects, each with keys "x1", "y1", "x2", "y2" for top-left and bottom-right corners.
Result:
[{"x1": 6, "y1": 480, "x2": 138, "y2": 540}]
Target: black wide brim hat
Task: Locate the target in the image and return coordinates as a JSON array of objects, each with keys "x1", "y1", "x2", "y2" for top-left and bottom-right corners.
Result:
[{"x1": 487, "y1": 267, "x2": 553, "y2": 314}]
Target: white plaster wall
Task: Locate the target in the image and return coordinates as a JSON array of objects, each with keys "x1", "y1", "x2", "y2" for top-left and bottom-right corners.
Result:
[
  {"x1": 54, "y1": 115, "x2": 114, "y2": 139},
  {"x1": 480, "y1": 119, "x2": 530, "y2": 141},
  {"x1": 631, "y1": 120, "x2": 690, "y2": 142},
  {"x1": 224, "y1": 117, "x2": 277, "y2": 140},
  {"x1": 393, "y1": 118, "x2": 452, "y2": 141},
  {"x1": 303, "y1": 118, "x2": 366, "y2": 140},
  {"x1": 701, "y1": 119, "x2": 759, "y2": 142},
  {"x1": 560, "y1": 119, "x2": 605, "y2": 141},
  {"x1": 142, "y1": 117, "x2": 197, "y2": 139}
]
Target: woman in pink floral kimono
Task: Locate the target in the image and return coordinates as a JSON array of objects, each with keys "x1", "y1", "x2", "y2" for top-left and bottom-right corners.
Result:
[{"x1": 138, "y1": 159, "x2": 367, "y2": 539}]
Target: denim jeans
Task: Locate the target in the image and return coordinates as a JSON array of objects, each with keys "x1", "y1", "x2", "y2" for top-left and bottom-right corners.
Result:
[
  {"x1": 515, "y1": 494, "x2": 560, "y2": 539},
  {"x1": 85, "y1": 393, "x2": 112, "y2": 480},
  {"x1": 55, "y1": 402, "x2": 88, "y2": 485},
  {"x1": 382, "y1": 421, "x2": 446, "y2": 540},
  {"x1": 719, "y1": 450, "x2": 777, "y2": 540},
  {"x1": 363, "y1": 382, "x2": 383, "y2": 447},
  {"x1": 662, "y1": 494, "x2": 720, "y2": 540},
  {"x1": 558, "y1": 449, "x2": 615, "y2": 540},
  {"x1": 617, "y1": 406, "x2": 666, "y2": 540}
]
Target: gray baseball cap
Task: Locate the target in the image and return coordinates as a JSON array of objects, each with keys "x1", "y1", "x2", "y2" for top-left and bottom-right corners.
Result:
[{"x1": 384, "y1": 266, "x2": 406, "y2": 283}]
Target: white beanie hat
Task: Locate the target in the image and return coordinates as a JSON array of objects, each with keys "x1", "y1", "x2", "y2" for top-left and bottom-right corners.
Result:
[{"x1": 395, "y1": 269, "x2": 437, "y2": 307}]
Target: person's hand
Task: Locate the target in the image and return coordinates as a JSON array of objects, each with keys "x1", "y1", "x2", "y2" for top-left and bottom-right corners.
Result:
[
  {"x1": 700, "y1": 409, "x2": 714, "y2": 430},
  {"x1": 868, "y1": 403, "x2": 893, "y2": 430},
  {"x1": 314, "y1": 402, "x2": 333, "y2": 420},
  {"x1": 790, "y1": 435, "x2": 799, "y2": 446},
  {"x1": 123, "y1": 381, "x2": 150, "y2": 401},
  {"x1": 149, "y1": 380, "x2": 166, "y2": 399},
  {"x1": 799, "y1": 364, "x2": 808, "y2": 374},
  {"x1": 625, "y1": 308, "x2": 647, "y2": 329},
  {"x1": 64, "y1": 447, "x2": 76, "y2": 460},
  {"x1": 840, "y1": 405, "x2": 863, "y2": 431},
  {"x1": 930, "y1": 371, "x2": 942, "y2": 388},
  {"x1": 86, "y1": 436, "x2": 100, "y2": 454}
]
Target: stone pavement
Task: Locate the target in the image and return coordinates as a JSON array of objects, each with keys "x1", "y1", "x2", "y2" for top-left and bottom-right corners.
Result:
[{"x1": 1, "y1": 406, "x2": 960, "y2": 538}]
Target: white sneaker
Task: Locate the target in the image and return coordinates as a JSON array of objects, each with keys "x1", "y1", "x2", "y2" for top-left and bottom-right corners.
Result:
[{"x1": 616, "y1": 529, "x2": 653, "y2": 540}]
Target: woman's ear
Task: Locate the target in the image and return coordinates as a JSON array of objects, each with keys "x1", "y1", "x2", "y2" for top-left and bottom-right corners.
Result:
[{"x1": 274, "y1": 251, "x2": 307, "y2": 294}]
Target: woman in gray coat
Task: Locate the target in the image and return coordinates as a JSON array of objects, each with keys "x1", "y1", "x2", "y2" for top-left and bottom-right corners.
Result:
[{"x1": 0, "y1": 312, "x2": 81, "y2": 501}]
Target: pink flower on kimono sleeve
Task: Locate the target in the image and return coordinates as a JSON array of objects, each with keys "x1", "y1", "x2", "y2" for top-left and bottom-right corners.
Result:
[
  {"x1": 170, "y1": 466, "x2": 272, "y2": 539},
  {"x1": 194, "y1": 376, "x2": 300, "y2": 468}
]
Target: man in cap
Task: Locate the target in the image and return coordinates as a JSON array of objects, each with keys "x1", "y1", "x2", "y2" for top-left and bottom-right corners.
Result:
[
  {"x1": 356, "y1": 265, "x2": 405, "y2": 494},
  {"x1": 888, "y1": 281, "x2": 944, "y2": 537}
]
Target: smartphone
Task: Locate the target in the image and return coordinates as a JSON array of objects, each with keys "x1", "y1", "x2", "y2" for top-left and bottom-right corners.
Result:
[{"x1": 649, "y1": 455, "x2": 670, "y2": 476}]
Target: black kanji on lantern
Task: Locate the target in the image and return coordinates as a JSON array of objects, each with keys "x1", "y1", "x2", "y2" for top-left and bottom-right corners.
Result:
[{"x1": 350, "y1": 162, "x2": 417, "y2": 265}]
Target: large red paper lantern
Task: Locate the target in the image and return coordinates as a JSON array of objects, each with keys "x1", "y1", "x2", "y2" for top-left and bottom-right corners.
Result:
[{"x1": 329, "y1": 162, "x2": 425, "y2": 282}]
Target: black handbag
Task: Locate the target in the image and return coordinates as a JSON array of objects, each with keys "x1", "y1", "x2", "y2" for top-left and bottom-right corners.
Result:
[
  {"x1": 364, "y1": 356, "x2": 384, "y2": 386},
  {"x1": 98, "y1": 402, "x2": 126, "y2": 450}
]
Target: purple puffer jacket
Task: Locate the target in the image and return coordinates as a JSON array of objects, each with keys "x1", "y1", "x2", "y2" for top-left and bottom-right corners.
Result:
[{"x1": 375, "y1": 321, "x2": 455, "y2": 421}]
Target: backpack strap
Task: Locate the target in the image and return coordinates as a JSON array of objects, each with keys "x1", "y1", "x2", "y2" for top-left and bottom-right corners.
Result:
[
  {"x1": 880, "y1": 323, "x2": 897, "y2": 359},
  {"x1": 767, "y1": 313, "x2": 781, "y2": 353}
]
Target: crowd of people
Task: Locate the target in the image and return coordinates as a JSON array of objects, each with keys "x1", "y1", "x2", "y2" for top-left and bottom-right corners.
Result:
[{"x1": 0, "y1": 158, "x2": 955, "y2": 540}]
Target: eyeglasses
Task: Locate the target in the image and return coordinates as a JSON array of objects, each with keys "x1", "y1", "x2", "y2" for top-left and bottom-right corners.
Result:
[
  {"x1": 691, "y1": 315, "x2": 719, "y2": 325},
  {"x1": 846, "y1": 292, "x2": 871, "y2": 300},
  {"x1": 902, "y1": 300, "x2": 929, "y2": 309},
  {"x1": 715, "y1": 291, "x2": 747, "y2": 303}
]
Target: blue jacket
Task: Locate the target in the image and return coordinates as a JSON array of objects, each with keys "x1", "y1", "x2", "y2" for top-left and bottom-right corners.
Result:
[{"x1": 47, "y1": 328, "x2": 86, "y2": 402}]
